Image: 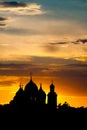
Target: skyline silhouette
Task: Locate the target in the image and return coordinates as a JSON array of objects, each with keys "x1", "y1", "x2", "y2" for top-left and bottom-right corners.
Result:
[
  {"x1": 0, "y1": 74, "x2": 86, "y2": 109},
  {"x1": 0, "y1": 73, "x2": 87, "y2": 108},
  {"x1": 0, "y1": 74, "x2": 87, "y2": 128}
]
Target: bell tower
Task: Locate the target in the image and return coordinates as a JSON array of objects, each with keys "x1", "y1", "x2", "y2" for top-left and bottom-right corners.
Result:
[{"x1": 47, "y1": 80, "x2": 57, "y2": 109}]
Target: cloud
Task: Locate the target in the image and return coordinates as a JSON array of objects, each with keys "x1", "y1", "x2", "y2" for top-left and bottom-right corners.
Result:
[
  {"x1": 49, "y1": 42, "x2": 68, "y2": 45},
  {"x1": 76, "y1": 39, "x2": 87, "y2": 44},
  {"x1": 48, "y1": 38, "x2": 87, "y2": 46},
  {"x1": 0, "y1": 23, "x2": 6, "y2": 27},
  {"x1": 0, "y1": 63, "x2": 32, "y2": 76},
  {"x1": 0, "y1": 80, "x2": 17, "y2": 86},
  {"x1": 0, "y1": 63, "x2": 30, "y2": 70},
  {"x1": 0, "y1": 17, "x2": 7, "y2": 21},
  {"x1": 0, "y1": 1, "x2": 27, "y2": 8},
  {"x1": 69, "y1": 39, "x2": 87, "y2": 44},
  {"x1": 0, "y1": 55, "x2": 78, "y2": 76},
  {"x1": 0, "y1": 55, "x2": 87, "y2": 96},
  {"x1": 0, "y1": 1, "x2": 45, "y2": 15},
  {"x1": 51, "y1": 67, "x2": 87, "y2": 78},
  {"x1": 0, "y1": 16, "x2": 8, "y2": 27},
  {"x1": 66, "y1": 63, "x2": 87, "y2": 68},
  {"x1": 43, "y1": 44, "x2": 58, "y2": 52},
  {"x1": 0, "y1": 16, "x2": 11, "y2": 28},
  {"x1": 73, "y1": 57, "x2": 87, "y2": 62}
]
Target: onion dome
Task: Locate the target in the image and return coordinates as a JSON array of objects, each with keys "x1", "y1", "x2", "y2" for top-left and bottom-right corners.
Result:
[
  {"x1": 38, "y1": 83, "x2": 46, "y2": 98},
  {"x1": 50, "y1": 82, "x2": 55, "y2": 92},
  {"x1": 38, "y1": 83, "x2": 46, "y2": 104},
  {"x1": 24, "y1": 79, "x2": 38, "y2": 96},
  {"x1": 11, "y1": 83, "x2": 24, "y2": 105}
]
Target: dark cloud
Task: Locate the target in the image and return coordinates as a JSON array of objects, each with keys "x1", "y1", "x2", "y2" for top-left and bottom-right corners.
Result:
[
  {"x1": 0, "y1": 63, "x2": 37, "y2": 74},
  {"x1": 72, "y1": 39, "x2": 87, "y2": 44},
  {"x1": 0, "y1": 17, "x2": 7, "y2": 21},
  {"x1": 0, "y1": 17, "x2": 7, "y2": 27},
  {"x1": 0, "y1": 56, "x2": 73, "y2": 76},
  {"x1": 0, "y1": 1, "x2": 27, "y2": 8},
  {"x1": 71, "y1": 41, "x2": 80, "y2": 44},
  {"x1": 48, "y1": 38, "x2": 87, "y2": 46},
  {"x1": 0, "y1": 17, "x2": 9, "y2": 28},
  {"x1": 0, "y1": 62, "x2": 47, "y2": 76},
  {"x1": 44, "y1": 38, "x2": 87, "y2": 53},
  {"x1": 43, "y1": 42, "x2": 67, "y2": 53},
  {"x1": 0, "y1": 66, "x2": 30, "y2": 76},
  {"x1": 0, "y1": 63, "x2": 30, "y2": 70},
  {"x1": 76, "y1": 39, "x2": 87, "y2": 44},
  {"x1": 66, "y1": 63, "x2": 87, "y2": 67},
  {"x1": 0, "y1": 1, "x2": 44, "y2": 16},
  {"x1": 0, "y1": 55, "x2": 79, "y2": 67},
  {"x1": 0, "y1": 56, "x2": 86, "y2": 77},
  {"x1": 49, "y1": 42, "x2": 67, "y2": 45},
  {"x1": 59, "y1": 68, "x2": 87, "y2": 77},
  {"x1": 0, "y1": 23, "x2": 6, "y2": 27}
]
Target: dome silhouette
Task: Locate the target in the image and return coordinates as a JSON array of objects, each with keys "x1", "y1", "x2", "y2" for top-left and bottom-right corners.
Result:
[
  {"x1": 10, "y1": 84, "x2": 24, "y2": 105},
  {"x1": 38, "y1": 84, "x2": 46, "y2": 104},
  {"x1": 38, "y1": 86, "x2": 46, "y2": 96},
  {"x1": 24, "y1": 77, "x2": 38, "y2": 105},
  {"x1": 24, "y1": 79, "x2": 38, "y2": 96}
]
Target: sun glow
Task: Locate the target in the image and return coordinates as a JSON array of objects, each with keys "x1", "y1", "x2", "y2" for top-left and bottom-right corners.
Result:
[
  {"x1": 0, "y1": 75, "x2": 87, "y2": 107},
  {"x1": 58, "y1": 95, "x2": 87, "y2": 108}
]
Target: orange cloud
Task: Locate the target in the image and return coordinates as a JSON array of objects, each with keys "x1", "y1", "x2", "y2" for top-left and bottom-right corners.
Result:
[{"x1": 74, "y1": 56, "x2": 87, "y2": 62}]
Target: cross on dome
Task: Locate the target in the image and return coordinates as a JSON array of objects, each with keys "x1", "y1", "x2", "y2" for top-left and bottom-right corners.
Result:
[{"x1": 30, "y1": 72, "x2": 32, "y2": 80}]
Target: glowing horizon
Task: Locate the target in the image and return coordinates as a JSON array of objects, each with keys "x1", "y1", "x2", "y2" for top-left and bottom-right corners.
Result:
[{"x1": 0, "y1": 75, "x2": 87, "y2": 108}]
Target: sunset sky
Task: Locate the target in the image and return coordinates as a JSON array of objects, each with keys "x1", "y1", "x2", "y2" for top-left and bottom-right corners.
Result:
[{"x1": 0, "y1": 0, "x2": 87, "y2": 107}]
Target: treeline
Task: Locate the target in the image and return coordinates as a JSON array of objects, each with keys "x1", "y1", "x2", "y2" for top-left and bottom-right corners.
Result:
[
  {"x1": 0, "y1": 101, "x2": 87, "y2": 115},
  {"x1": 0, "y1": 101, "x2": 87, "y2": 128}
]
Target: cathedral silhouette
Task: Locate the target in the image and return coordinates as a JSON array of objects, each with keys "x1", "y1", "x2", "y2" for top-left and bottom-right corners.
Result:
[{"x1": 10, "y1": 74, "x2": 57, "y2": 110}]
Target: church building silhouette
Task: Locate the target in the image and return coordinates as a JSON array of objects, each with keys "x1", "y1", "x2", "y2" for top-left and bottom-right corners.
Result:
[{"x1": 10, "y1": 75, "x2": 57, "y2": 110}]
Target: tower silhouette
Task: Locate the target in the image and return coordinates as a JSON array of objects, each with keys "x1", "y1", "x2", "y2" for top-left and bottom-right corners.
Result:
[{"x1": 47, "y1": 81, "x2": 57, "y2": 109}]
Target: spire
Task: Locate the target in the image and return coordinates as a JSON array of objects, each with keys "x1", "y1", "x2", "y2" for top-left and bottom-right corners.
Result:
[
  {"x1": 19, "y1": 82, "x2": 23, "y2": 89},
  {"x1": 20, "y1": 82, "x2": 22, "y2": 88},
  {"x1": 30, "y1": 72, "x2": 32, "y2": 80},
  {"x1": 40, "y1": 83, "x2": 42, "y2": 89},
  {"x1": 51, "y1": 80, "x2": 53, "y2": 84},
  {"x1": 50, "y1": 80, "x2": 55, "y2": 92}
]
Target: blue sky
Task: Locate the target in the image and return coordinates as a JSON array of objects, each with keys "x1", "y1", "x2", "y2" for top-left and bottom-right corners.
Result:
[{"x1": 2, "y1": 0, "x2": 87, "y2": 22}]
